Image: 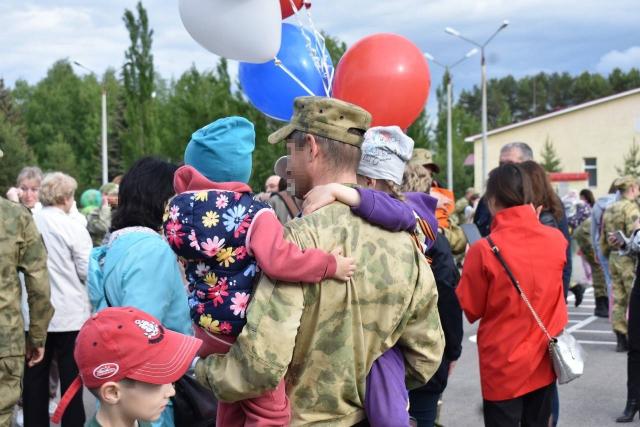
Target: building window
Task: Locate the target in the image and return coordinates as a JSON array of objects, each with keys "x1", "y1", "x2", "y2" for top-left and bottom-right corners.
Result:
[{"x1": 584, "y1": 158, "x2": 597, "y2": 187}]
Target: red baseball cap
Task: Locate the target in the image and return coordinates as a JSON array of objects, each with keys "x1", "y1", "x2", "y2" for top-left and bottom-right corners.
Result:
[{"x1": 52, "y1": 307, "x2": 202, "y2": 424}]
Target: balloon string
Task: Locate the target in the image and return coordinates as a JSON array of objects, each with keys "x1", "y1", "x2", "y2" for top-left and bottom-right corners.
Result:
[
  {"x1": 289, "y1": 0, "x2": 332, "y2": 96},
  {"x1": 300, "y1": 5, "x2": 334, "y2": 94},
  {"x1": 274, "y1": 57, "x2": 316, "y2": 97}
]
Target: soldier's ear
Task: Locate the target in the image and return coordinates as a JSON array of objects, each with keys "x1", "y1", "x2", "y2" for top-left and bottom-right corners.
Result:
[{"x1": 306, "y1": 134, "x2": 319, "y2": 161}]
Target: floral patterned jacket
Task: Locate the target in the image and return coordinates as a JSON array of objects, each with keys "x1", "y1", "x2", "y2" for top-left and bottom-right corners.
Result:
[{"x1": 164, "y1": 189, "x2": 271, "y2": 337}]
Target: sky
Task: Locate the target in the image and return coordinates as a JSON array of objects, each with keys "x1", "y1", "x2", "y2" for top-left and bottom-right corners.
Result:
[{"x1": 1, "y1": 0, "x2": 639, "y2": 116}]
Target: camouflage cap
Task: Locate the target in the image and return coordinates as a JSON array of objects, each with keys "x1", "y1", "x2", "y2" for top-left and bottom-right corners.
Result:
[
  {"x1": 409, "y1": 148, "x2": 440, "y2": 173},
  {"x1": 614, "y1": 175, "x2": 639, "y2": 191},
  {"x1": 268, "y1": 96, "x2": 372, "y2": 147},
  {"x1": 100, "y1": 182, "x2": 119, "y2": 196}
]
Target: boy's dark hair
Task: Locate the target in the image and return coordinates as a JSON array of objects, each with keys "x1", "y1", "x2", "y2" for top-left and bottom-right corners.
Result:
[
  {"x1": 519, "y1": 161, "x2": 563, "y2": 222},
  {"x1": 88, "y1": 378, "x2": 139, "y2": 399},
  {"x1": 111, "y1": 157, "x2": 177, "y2": 232},
  {"x1": 485, "y1": 163, "x2": 534, "y2": 209}
]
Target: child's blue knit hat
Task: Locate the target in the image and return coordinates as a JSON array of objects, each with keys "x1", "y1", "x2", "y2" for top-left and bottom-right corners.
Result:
[{"x1": 184, "y1": 116, "x2": 255, "y2": 183}]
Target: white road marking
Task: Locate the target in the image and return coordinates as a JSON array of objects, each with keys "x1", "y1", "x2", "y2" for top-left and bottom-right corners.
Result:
[
  {"x1": 577, "y1": 340, "x2": 616, "y2": 345},
  {"x1": 567, "y1": 315, "x2": 598, "y2": 332},
  {"x1": 571, "y1": 329, "x2": 614, "y2": 334}
]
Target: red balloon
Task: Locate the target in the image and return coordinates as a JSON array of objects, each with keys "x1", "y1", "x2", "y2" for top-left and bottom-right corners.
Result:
[
  {"x1": 280, "y1": 0, "x2": 305, "y2": 19},
  {"x1": 332, "y1": 33, "x2": 431, "y2": 129}
]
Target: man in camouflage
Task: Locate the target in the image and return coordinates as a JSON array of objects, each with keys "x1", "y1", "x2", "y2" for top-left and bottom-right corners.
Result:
[
  {"x1": 454, "y1": 187, "x2": 476, "y2": 224},
  {"x1": 0, "y1": 147, "x2": 54, "y2": 427},
  {"x1": 196, "y1": 97, "x2": 444, "y2": 426},
  {"x1": 573, "y1": 215, "x2": 608, "y2": 317},
  {"x1": 601, "y1": 176, "x2": 640, "y2": 351}
]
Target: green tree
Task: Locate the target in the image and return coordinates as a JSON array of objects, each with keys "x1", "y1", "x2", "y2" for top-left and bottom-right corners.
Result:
[
  {"x1": 13, "y1": 61, "x2": 102, "y2": 191},
  {"x1": 616, "y1": 139, "x2": 640, "y2": 177},
  {"x1": 42, "y1": 133, "x2": 78, "y2": 175},
  {"x1": 323, "y1": 32, "x2": 347, "y2": 66},
  {"x1": 122, "y1": 1, "x2": 157, "y2": 162},
  {"x1": 0, "y1": 113, "x2": 36, "y2": 194},
  {"x1": 540, "y1": 137, "x2": 562, "y2": 172}
]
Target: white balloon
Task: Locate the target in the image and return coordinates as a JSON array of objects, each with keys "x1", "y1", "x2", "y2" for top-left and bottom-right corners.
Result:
[{"x1": 179, "y1": 0, "x2": 282, "y2": 64}]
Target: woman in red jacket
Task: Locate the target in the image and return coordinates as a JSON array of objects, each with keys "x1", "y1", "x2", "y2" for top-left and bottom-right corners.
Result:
[{"x1": 456, "y1": 163, "x2": 568, "y2": 427}]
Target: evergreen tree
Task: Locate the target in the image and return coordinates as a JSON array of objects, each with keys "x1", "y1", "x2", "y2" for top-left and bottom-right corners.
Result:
[
  {"x1": 540, "y1": 137, "x2": 562, "y2": 172},
  {"x1": 616, "y1": 139, "x2": 640, "y2": 177}
]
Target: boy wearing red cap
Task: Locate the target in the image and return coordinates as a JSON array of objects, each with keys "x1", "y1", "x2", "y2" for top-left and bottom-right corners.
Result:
[{"x1": 52, "y1": 307, "x2": 202, "y2": 427}]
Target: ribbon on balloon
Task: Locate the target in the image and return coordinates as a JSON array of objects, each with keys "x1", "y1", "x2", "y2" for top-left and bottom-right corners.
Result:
[{"x1": 286, "y1": 0, "x2": 334, "y2": 97}]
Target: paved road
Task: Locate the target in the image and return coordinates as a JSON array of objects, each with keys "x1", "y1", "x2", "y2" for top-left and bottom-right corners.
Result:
[{"x1": 440, "y1": 287, "x2": 626, "y2": 426}]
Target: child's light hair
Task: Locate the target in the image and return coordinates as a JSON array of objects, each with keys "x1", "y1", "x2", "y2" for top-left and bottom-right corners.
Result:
[{"x1": 401, "y1": 164, "x2": 432, "y2": 194}]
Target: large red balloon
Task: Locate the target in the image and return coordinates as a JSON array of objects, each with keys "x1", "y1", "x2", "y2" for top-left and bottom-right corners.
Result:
[
  {"x1": 332, "y1": 33, "x2": 431, "y2": 129},
  {"x1": 280, "y1": 0, "x2": 304, "y2": 19}
]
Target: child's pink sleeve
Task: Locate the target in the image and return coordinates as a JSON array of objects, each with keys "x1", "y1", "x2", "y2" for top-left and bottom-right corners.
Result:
[{"x1": 248, "y1": 211, "x2": 337, "y2": 283}]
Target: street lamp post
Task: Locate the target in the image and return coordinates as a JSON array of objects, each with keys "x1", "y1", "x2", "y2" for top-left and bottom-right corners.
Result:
[
  {"x1": 425, "y1": 48, "x2": 478, "y2": 191},
  {"x1": 73, "y1": 61, "x2": 108, "y2": 186},
  {"x1": 445, "y1": 20, "x2": 509, "y2": 189}
]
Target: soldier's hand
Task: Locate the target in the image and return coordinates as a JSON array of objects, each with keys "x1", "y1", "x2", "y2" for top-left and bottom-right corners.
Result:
[
  {"x1": 26, "y1": 346, "x2": 45, "y2": 367},
  {"x1": 331, "y1": 248, "x2": 356, "y2": 282}
]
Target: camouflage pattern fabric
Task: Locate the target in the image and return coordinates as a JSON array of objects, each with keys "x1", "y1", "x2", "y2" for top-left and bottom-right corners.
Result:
[
  {"x1": 0, "y1": 198, "x2": 53, "y2": 421},
  {"x1": 196, "y1": 203, "x2": 444, "y2": 426},
  {"x1": 454, "y1": 197, "x2": 469, "y2": 225},
  {"x1": 573, "y1": 218, "x2": 607, "y2": 298},
  {"x1": 86, "y1": 204, "x2": 111, "y2": 246},
  {"x1": 600, "y1": 198, "x2": 640, "y2": 257},
  {"x1": 268, "y1": 96, "x2": 372, "y2": 147},
  {"x1": 0, "y1": 356, "x2": 22, "y2": 427},
  {"x1": 441, "y1": 219, "x2": 468, "y2": 256},
  {"x1": 0, "y1": 198, "x2": 53, "y2": 356},
  {"x1": 609, "y1": 252, "x2": 636, "y2": 334}
]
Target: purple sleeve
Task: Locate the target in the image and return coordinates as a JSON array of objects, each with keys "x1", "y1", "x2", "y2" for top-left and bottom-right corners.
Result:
[{"x1": 351, "y1": 188, "x2": 417, "y2": 232}]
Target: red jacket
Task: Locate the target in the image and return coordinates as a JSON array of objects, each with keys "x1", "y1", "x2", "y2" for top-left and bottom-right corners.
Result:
[{"x1": 456, "y1": 205, "x2": 568, "y2": 401}]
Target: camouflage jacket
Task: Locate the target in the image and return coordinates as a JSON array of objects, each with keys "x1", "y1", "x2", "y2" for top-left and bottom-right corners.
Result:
[
  {"x1": 196, "y1": 203, "x2": 444, "y2": 426},
  {"x1": 0, "y1": 197, "x2": 53, "y2": 357},
  {"x1": 86, "y1": 204, "x2": 111, "y2": 247},
  {"x1": 573, "y1": 217, "x2": 593, "y2": 255},
  {"x1": 600, "y1": 198, "x2": 640, "y2": 257}
]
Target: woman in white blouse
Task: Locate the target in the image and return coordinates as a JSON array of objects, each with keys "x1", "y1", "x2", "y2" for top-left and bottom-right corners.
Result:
[{"x1": 22, "y1": 172, "x2": 92, "y2": 427}]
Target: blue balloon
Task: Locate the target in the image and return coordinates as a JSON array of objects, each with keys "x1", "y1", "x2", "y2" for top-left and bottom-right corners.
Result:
[{"x1": 239, "y1": 23, "x2": 333, "y2": 122}]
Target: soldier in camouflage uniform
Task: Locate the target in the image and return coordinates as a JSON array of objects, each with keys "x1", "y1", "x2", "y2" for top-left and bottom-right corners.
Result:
[
  {"x1": 573, "y1": 216, "x2": 608, "y2": 316},
  {"x1": 601, "y1": 176, "x2": 640, "y2": 351},
  {"x1": 0, "y1": 147, "x2": 54, "y2": 427},
  {"x1": 196, "y1": 97, "x2": 444, "y2": 426}
]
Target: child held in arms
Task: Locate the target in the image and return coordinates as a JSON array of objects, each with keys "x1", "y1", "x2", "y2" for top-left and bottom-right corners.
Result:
[{"x1": 163, "y1": 116, "x2": 355, "y2": 426}]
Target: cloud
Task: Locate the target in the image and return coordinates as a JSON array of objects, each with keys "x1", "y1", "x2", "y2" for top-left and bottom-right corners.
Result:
[{"x1": 596, "y1": 46, "x2": 640, "y2": 73}]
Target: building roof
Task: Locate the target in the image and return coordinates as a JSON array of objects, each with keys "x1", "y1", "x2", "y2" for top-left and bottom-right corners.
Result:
[{"x1": 464, "y1": 87, "x2": 640, "y2": 143}]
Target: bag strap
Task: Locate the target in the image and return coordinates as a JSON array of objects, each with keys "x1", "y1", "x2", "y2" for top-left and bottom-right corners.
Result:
[
  {"x1": 485, "y1": 236, "x2": 554, "y2": 342},
  {"x1": 276, "y1": 191, "x2": 301, "y2": 218}
]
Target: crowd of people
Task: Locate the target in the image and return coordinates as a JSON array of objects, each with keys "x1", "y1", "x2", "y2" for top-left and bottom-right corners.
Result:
[{"x1": 1, "y1": 94, "x2": 639, "y2": 427}]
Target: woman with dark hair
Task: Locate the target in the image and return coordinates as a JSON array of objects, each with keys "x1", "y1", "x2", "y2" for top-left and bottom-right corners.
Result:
[
  {"x1": 580, "y1": 188, "x2": 595, "y2": 208},
  {"x1": 87, "y1": 157, "x2": 191, "y2": 427},
  {"x1": 456, "y1": 163, "x2": 568, "y2": 427},
  {"x1": 520, "y1": 161, "x2": 575, "y2": 298}
]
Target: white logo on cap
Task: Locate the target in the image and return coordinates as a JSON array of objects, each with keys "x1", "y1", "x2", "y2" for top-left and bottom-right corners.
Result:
[
  {"x1": 93, "y1": 363, "x2": 119, "y2": 379},
  {"x1": 135, "y1": 319, "x2": 163, "y2": 343}
]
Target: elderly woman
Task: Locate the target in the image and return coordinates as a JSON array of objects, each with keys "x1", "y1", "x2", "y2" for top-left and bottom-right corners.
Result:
[
  {"x1": 22, "y1": 172, "x2": 92, "y2": 427},
  {"x1": 88, "y1": 157, "x2": 191, "y2": 427},
  {"x1": 7, "y1": 166, "x2": 43, "y2": 211}
]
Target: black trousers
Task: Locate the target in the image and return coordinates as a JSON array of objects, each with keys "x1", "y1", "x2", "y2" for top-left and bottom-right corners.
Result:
[
  {"x1": 23, "y1": 331, "x2": 85, "y2": 427},
  {"x1": 627, "y1": 277, "x2": 640, "y2": 400},
  {"x1": 483, "y1": 383, "x2": 554, "y2": 427}
]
